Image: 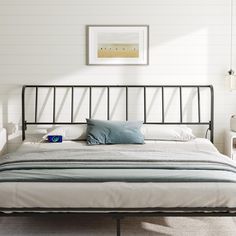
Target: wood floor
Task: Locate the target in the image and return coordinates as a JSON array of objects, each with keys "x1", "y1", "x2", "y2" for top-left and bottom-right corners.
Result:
[{"x1": 1, "y1": 216, "x2": 236, "y2": 235}]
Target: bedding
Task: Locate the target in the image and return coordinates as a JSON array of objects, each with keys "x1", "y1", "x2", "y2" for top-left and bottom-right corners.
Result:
[
  {"x1": 86, "y1": 119, "x2": 144, "y2": 145},
  {"x1": 17, "y1": 138, "x2": 218, "y2": 153},
  {"x1": 0, "y1": 149, "x2": 235, "y2": 183},
  {"x1": 141, "y1": 125, "x2": 195, "y2": 141},
  {"x1": 42, "y1": 124, "x2": 195, "y2": 142},
  {"x1": 0, "y1": 139, "x2": 236, "y2": 211}
]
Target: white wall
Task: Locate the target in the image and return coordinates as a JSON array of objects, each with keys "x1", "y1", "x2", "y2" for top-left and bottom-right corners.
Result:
[{"x1": 0, "y1": 0, "x2": 236, "y2": 153}]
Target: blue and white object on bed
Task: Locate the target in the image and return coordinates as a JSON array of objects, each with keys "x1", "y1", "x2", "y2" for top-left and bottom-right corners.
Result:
[
  {"x1": 43, "y1": 125, "x2": 87, "y2": 141},
  {"x1": 47, "y1": 135, "x2": 63, "y2": 143}
]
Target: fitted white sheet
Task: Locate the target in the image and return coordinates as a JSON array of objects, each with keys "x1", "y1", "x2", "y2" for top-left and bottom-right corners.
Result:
[
  {"x1": 1, "y1": 138, "x2": 235, "y2": 212},
  {"x1": 17, "y1": 138, "x2": 218, "y2": 154}
]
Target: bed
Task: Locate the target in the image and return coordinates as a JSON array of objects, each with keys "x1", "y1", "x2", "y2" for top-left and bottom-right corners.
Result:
[
  {"x1": 2, "y1": 85, "x2": 235, "y2": 236},
  {"x1": 0, "y1": 138, "x2": 228, "y2": 210}
]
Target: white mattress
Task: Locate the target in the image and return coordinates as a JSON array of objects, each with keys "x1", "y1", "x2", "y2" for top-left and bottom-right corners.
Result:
[
  {"x1": 17, "y1": 138, "x2": 218, "y2": 154},
  {"x1": 2, "y1": 138, "x2": 234, "y2": 212}
]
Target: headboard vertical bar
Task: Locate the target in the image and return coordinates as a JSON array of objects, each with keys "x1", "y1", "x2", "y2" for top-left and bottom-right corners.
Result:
[
  {"x1": 22, "y1": 86, "x2": 26, "y2": 140},
  {"x1": 126, "y1": 87, "x2": 128, "y2": 121},
  {"x1": 53, "y1": 87, "x2": 56, "y2": 123},
  {"x1": 179, "y1": 87, "x2": 183, "y2": 123},
  {"x1": 107, "y1": 87, "x2": 110, "y2": 120},
  {"x1": 89, "y1": 87, "x2": 92, "y2": 119},
  {"x1": 161, "y1": 87, "x2": 165, "y2": 123},
  {"x1": 210, "y1": 85, "x2": 214, "y2": 143},
  {"x1": 197, "y1": 87, "x2": 201, "y2": 123},
  {"x1": 144, "y1": 87, "x2": 147, "y2": 123},
  {"x1": 35, "y1": 87, "x2": 38, "y2": 123},
  {"x1": 71, "y1": 87, "x2": 74, "y2": 123}
]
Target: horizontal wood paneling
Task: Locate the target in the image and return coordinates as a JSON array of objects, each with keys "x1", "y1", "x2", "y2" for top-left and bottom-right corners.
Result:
[{"x1": 0, "y1": 0, "x2": 235, "y2": 153}]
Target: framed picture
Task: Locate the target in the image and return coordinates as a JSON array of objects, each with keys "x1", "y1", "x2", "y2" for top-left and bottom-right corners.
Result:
[{"x1": 86, "y1": 25, "x2": 149, "y2": 65}]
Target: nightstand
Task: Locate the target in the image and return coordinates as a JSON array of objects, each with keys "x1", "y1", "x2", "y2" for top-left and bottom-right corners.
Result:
[{"x1": 225, "y1": 131, "x2": 236, "y2": 159}]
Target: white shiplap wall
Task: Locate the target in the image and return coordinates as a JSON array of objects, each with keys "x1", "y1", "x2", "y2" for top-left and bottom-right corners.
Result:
[{"x1": 0, "y1": 0, "x2": 236, "y2": 153}]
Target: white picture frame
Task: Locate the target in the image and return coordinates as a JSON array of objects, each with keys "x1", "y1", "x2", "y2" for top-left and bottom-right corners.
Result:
[{"x1": 87, "y1": 25, "x2": 149, "y2": 65}]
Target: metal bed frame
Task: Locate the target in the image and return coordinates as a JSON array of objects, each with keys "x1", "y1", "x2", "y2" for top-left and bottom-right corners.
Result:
[
  {"x1": 21, "y1": 85, "x2": 214, "y2": 142},
  {"x1": 1, "y1": 85, "x2": 221, "y2": 236}
]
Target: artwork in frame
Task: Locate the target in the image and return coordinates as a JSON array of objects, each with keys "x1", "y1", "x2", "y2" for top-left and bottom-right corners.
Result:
[{"x1": 87, "y1": 25, "x2": 149, "y2": 65}]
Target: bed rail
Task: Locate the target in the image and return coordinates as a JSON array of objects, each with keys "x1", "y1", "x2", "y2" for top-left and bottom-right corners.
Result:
[{"x1": 22, "y1": 85, "x2": 214, "y2": 142}]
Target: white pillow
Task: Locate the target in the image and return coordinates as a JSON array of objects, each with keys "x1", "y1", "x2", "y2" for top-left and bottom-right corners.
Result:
[
  {"x1": 43, "y1": 125, "x2": 87, "y2": 141},
  {"x1": 141, "y1": 125, "x2": 195, "y2": 141},
  {"x1": 43, "y1": 124, "x2": 195, "y2": 142}
]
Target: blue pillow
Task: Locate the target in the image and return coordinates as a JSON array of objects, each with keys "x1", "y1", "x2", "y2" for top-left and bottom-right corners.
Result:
[{"x1": 86, "y1": 119, "x2": 144, "y2": 145}]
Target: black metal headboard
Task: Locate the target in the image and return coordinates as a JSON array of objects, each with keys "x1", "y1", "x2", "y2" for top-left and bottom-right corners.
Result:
[{"x1": 22, "y1": 85, "x2": 214, "y2": 142}]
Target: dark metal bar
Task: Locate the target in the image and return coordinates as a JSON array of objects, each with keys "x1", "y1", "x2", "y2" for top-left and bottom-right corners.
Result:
[
  {"x1": 116, "y1": 218, "x2": 121, "y2": 236},
  {"x1": 161, "y1": 87, "x2": 164, "y2": 123},
  {"x1": 1, "y1": 206, "x2": 236, "y2": 213},
  {"x1": 89, "y1": 87, "x2": 92, "y2": 118},
  {"x1": 35, "y1": 87, "x2": 38, "y2": 123},
  {"x1": 1, "y1": 211, "x2": 236, "y2": 217},
  {"x1": 71, "y1": 87, "x2": 74, "y2": 123},
  {"x1": 25, "y1": 122, "x2": 210, "y2": 125},
  {"x1": 53, "y1": 87, "x2": 56, "y2": 123},
  {"x1": 1, "y1": 206, "x2": 236, "y2": 216},
  {"x1": 179, "y1": 87, "x2": 183, "y2": 123},
  {"x1": 21, "y1": 86, "x2": 26, "y2": 140},
  {"x1": 1, "y1": 211, "x2": 236, "y2": 220},
  {"x1": 210, "y1": 85, "x2": 214, "y2": 143},
  {"x1": 144, "y1": 87, "x2": 147, "y2": 123},
  {"x1": 24, "y1": 85, "x2": 212, "y2": 88},
  {"x1": 197, "y1": 87, "x2": 201, "y2": 123},
  {"x1": 125, "y1": 87, "x2": 128, "y2": 121},
  {"x1": 107, "y1": 87, "x2": 110, "y2": 120},
  {"x1": 26, "y1": 122, "x2": 87, "y2": 125}
]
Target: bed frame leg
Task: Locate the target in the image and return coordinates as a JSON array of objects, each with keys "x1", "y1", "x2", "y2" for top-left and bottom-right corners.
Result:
[
  {"x1": 117, "y1": 218, "x2": 121, "y2": 236},
  {"x1": 113, "y1": 215, "x2": 123, "y2": 236}
]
